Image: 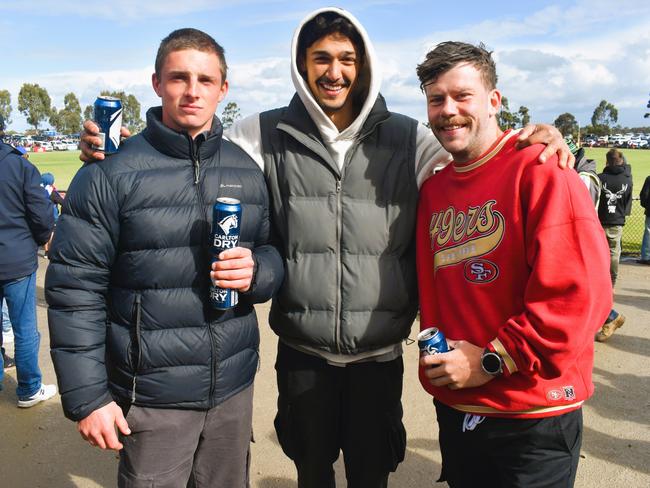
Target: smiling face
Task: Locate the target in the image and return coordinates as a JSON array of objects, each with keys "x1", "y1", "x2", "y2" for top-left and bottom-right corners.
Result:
[
  {"x1": 152, "y1": 48, "x2": 228, "y2": 138},
  {"x1": 301, "y1": 32, "x2": 360, "y2": 125},
  {"x1": 424, "y1": 62, "x2": 502, "y2": 163}
]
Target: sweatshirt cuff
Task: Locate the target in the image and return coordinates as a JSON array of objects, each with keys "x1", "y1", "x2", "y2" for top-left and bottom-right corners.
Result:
[{"x1": 488, "y1": 338, "x2": 517, "y2": 376}]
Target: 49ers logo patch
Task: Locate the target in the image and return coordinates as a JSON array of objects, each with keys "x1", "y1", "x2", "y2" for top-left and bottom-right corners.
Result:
[{"x1": 464, "y1": 259, "x2": 499, "y2": 284}]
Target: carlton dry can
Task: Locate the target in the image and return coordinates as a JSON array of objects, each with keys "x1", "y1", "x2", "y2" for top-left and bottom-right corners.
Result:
[
  {"x1": 210, "y1": 198, "x2": 242, "y2": 309},
  {"x1": 417, "y1": 327, "x2": 449, "y2": 356},
  {"x1": 93, "y1": 96, "x2": 123, "y2": 154}
]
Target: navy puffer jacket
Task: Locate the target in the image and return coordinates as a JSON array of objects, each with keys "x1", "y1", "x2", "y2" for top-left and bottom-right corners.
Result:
[
  {"x1": 45, "y1": 108, "x2": 283, "y2": 421},
  {"x1": 0, "y1": 142, "x2": 54, "y2": 281}
]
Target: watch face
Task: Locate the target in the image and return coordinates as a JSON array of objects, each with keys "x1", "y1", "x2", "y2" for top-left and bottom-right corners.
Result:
[{"x1": 482, "y1": 352, "x2": 502, "y2": 375}]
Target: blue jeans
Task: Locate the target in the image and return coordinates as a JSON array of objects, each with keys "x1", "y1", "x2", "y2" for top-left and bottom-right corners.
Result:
[
  {"x1": 641, "y1": 215, "x2": 650, "y2": 261},
  {"x1": 0, "y1": 273, "x2": 43, "y2": 398}
]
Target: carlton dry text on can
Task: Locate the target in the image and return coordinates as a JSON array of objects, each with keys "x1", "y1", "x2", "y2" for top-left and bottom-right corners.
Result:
[
  {"x1": 417, "y1": 327, "x2": 449, "y2": 356},
  {"x1": 210, "y1": 198, "x2": 242, "y2": 309},
  {"x1": 93, "y1": 96, "x2": 123, "y2": 154}
]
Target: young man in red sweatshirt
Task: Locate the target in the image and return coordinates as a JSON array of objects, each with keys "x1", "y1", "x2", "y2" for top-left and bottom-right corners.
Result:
[{"x1": 415, "y1": 42, "x2": 612, "y2": 487}]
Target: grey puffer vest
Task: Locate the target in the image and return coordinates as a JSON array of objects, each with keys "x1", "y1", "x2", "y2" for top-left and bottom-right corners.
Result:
[{"x1": 260, "y1": 94, "x2": 420, "y2": 354}]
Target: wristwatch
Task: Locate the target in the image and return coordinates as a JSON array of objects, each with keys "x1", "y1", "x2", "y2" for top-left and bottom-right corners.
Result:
[{"x1": 481, "y1": 348, "x2": 503, "y2": 376}]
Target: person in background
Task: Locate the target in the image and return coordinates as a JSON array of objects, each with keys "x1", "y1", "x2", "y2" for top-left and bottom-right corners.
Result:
[
  {"x1": 596, "y1": 148, "x2": 633, "y2": 342},
  {"x1": 39, "y1": 172, "x2": 65, "y2": 257},
  {"x1": 40, "y1": 172, "x2": 65, "y2": 221},
  {"x1": 415, "y1": 41, "x2": 611, "y2": 488},
  {"x1": 0, "y1": 137, "x2": 56, "y2": 405},
  {"x1": 639, "y1": 174, "x2": 650, "y2": 265}
]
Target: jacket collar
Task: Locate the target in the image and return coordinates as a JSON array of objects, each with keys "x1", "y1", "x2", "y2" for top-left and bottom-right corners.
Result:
[{"x1": 142, "y1": 107, "x2": 223, "y2": 160}]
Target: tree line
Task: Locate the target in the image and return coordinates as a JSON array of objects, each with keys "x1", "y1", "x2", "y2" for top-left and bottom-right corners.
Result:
[
  {"x1": 497, "y1": 98, "x2": 649, "y2": 139},
  {"x1": 0, "y1": 84, "x2": 145, "y2": 135},
  {"x1": 0, "y1": 85, "x2": 243, "y2": 135}
]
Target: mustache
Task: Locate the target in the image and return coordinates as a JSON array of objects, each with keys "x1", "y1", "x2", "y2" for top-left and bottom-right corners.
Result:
[
  {"x1": 434, "y1": 117, "x2": 471, "y2": 129},
  {"x1": 316, "y1": 75, "x2": 351, "y2": 88}
]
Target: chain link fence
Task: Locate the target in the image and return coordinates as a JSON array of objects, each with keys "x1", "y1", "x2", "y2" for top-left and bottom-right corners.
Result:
[{"x1": 621, "y1": 198, "x2": 646, "y2": 255}]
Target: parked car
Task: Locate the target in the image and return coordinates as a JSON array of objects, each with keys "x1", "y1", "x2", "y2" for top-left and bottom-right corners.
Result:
[
  {"x1": 64, "y1": 140, "x2": 78, "y2": 150},
  {"x1": 53, "y1": 139, "x2": 78, "y2": 151},
  {"x1": 53, "y1": 140, "x2": 68, "y2": 151},
  {"x1": 582, "y1": 138, "x2": 597, "y2": 147}
]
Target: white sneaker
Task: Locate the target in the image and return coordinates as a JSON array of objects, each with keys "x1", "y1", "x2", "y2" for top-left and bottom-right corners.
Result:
[
  {"x1": 17, "y1": 384, "x2": 57, "y2": 408},
  {"x1": 2, "y1": 328, "x2": 14, "y2": 344}
]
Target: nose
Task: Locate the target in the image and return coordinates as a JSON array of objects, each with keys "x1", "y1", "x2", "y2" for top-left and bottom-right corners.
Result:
[
  {"x1": 185, "y1": 77, "x2": 199, "y2": 98},
  {"x1": 439, "y1": 97, "x2": 458, "y2": 116},
  {"x1": 326, "y1": 60, "x2": 343, "y2": 80}
]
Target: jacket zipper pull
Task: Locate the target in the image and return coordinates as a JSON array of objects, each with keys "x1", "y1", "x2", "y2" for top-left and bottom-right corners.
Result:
[
  {"x1": 336, "y1": 180, "x2": 342, "y2": 193},
  {"x1": 193, "y1": 159, "x2": 200, "y2": 185}
]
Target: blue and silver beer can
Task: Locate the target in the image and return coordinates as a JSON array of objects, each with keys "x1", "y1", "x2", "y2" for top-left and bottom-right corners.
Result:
[
  {"x1": 210, "y1": 197, "x2": 242, "y2": 310},
  {"x1": 94, "y1": 96, "x2": 123, "y2": 154},
  {"x1": 417, "y1": 327, "x2": 449, "y2": 356}
]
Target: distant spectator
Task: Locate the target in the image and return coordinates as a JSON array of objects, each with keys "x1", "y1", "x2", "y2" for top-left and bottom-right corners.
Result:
[
  {"x1": 596, "y1": 149, "x2": 633, "y2": 342},
  {"x1": 0, "y1": 139, "x2": 57, "y2": 405},
  {"x1": 40, "y1": 172, "x2": 65, "y2": 257},
  {"x1": 639, "y1": 175, "x2": 650, "y2": 265},
  {"x1": 40, "y1": 172, "x2": 65, "y2": 221}
]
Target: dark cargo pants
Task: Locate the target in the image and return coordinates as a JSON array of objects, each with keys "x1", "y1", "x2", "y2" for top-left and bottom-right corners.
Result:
[{"x1": 274, "y1": 341, "x2": 406, "y2": 488}]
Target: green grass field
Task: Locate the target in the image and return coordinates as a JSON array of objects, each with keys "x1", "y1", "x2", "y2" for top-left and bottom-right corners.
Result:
[
  {"x1": 29, "y1": 147, "x2": 649, "y2": 254},
  {"x1": 29, "y1": 150, "x2": 83, "y2": 190}
]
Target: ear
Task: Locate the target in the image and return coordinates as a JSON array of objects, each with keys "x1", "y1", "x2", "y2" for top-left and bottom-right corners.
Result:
[
  {"x1": 217, "y1": 80, "x2": 229, "y2": 104},
  {"x1": 488, "y1": 88, "x2": 501, "y2": 117},
  {"x1": 152, "y1": 73, "x2": 162, "y2": 98}
]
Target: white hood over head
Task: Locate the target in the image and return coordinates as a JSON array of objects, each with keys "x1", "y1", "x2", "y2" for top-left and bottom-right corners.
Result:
[{"x1": 291, "y1": 7, "x2": 382, "y2": 145}]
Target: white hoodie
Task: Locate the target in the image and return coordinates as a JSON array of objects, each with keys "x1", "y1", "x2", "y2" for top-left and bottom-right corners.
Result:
[{"x1": 226, "y1": 7, "x2": 450, "y2": 188}]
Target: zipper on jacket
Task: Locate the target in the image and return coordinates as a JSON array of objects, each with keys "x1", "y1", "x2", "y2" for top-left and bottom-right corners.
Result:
[
  {"x1": 334, "y1": 176, "x2": 343, "y2": 354},
  {"x1": 334, "y1": 141, "x2": 361, "y2": 354},
  {"x1": 191, "y1": 139, "x2": 219, "y2": 404},
  {"x1": 131, "y1": 293, "x2": 142, "y2": 403}
]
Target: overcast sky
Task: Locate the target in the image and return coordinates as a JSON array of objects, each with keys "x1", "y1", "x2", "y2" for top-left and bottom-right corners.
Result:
[{"x1": 1, "y1": 0, "x2": 649, "y2": 132}]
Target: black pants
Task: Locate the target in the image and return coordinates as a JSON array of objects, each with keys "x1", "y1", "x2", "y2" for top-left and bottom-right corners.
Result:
[
  {"x1": 274, "y1": 342, "x2": 406, "y2": 488},
  {"x1": 434, "y1": 400, "x2": 583, "y2": 488}
]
